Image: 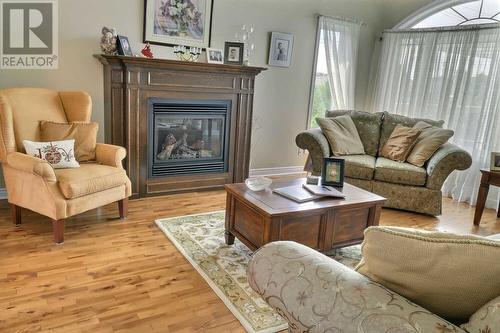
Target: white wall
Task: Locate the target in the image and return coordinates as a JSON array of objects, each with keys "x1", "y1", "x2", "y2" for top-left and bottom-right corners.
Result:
[{"x1": 0, "y1": 0, "x2": 433, "y2": 176}]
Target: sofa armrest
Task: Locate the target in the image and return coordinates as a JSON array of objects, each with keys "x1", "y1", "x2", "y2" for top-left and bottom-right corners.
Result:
[
  {"x1": 461, "y1": 295, "x2": 500, "y2": 333},
  {"x1": 296, "y1": 128, "x2": 331, "y2": 175},
  {"x1": 6, "y1": 152, "x2": 57, "y2": 182},
  {"x1": 248, "y1": 241, "x2": 464, "y2": 333},
  {"x1": 426, "y1": 143, "x2": 472, "y2": 190},
  {"x1": 95, "y1": 143, "x2": 126, "y2": 169}
]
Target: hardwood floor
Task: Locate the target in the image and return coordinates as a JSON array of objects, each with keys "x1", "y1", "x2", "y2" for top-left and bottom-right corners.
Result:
[{"x1": 0, "y1": 190, "x2": 498, "y2": 333}]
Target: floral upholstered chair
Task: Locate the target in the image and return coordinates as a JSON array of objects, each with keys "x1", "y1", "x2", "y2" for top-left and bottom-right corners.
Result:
[
  {"x1": 0, "y1": 88, "x2": 131, "y2": 244},
  {"x1": 248, "y1": 228, "x2": 500, "y2": 333}
]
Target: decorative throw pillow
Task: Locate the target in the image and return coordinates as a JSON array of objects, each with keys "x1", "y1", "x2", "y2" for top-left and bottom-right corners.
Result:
[
  {"x1": 23, "y1": 140, "x2": 80, "y2": 169},
  {"x1": 406, "y1": 121, "x2": 454, "y2": 167},
  {"x1": 461, "y1": 295, "x2": 500, "y2": 333},
  {"x1": 380, "y1": 125, "x2": 421, "y2": 162},
  {"x1": 316, "y1": 115, "x2": 365, "y2": 156},
  {"x1": 356, "y1": 227, "x2": 500, "y2": 324},
  {"x1": 40, "y1": 121, "x2": 98, "y2": 161}
]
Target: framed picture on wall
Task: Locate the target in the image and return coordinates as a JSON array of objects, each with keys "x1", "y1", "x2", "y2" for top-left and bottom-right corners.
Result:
[
  {"x1": 143, "y1": 0, "x2": 214, "y2": 49},
  {"x1": 268, "y1": 32, "x2": 294, "y2": 68}
]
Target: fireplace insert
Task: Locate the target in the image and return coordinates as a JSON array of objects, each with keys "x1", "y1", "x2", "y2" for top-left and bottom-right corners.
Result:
[{"x1": 148, "y1": 99, "x2": 231, "y2": 177}]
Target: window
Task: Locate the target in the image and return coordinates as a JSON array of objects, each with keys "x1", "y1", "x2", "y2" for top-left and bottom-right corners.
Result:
[
  {"x1": 410, "y1": 0, "x2": 500, "y2": 29},
  {"x1": 308, "y1": 16, "x2": 361, "y2": 128}
]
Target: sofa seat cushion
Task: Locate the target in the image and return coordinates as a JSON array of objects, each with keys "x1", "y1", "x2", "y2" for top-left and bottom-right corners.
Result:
[
  {"x1": 375, "y1": 157, "x2": 427, "y2": 186},
  {"x1": 55, "y1": 163, "x2": 128, "y2": 199},
  {"x1": 339, "y1": 155, "x2": 376, "y2": 180}
]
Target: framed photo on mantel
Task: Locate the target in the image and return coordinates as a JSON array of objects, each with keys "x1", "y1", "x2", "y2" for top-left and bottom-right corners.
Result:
[{"x1": 143, "y1": 0, "x2": 214, "y2": 49}]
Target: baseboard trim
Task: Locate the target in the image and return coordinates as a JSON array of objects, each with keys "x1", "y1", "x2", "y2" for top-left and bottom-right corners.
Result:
[
  {"x1": 0, "y1": 188, "x2": 6, "y2": 200},
  {"x1": 249, "y1": 166, "x2": 305, "y2": 177}
]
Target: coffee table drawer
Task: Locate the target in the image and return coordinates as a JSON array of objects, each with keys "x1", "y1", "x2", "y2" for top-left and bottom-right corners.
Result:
[
  {"x1": 232, "y1": 200, "x2": 265, "y2": 248},
  {"x1": 332, "y1": 207, "x2": 370, "y2": 245}
]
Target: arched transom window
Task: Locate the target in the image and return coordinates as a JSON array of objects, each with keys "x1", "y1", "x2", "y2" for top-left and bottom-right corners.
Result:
[{"x1": 412, "y1": 0, "x2": 500, "y2": 29}]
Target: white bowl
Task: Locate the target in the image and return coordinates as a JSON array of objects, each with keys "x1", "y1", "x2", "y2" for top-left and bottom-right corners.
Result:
[{"x1": 245, "y1": 177, "x2": 272, "y2": 191}]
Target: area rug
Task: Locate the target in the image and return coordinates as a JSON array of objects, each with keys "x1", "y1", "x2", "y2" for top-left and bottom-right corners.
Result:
[{"x1": 155, "y1": 211, "x2": 362, "y2": 333}]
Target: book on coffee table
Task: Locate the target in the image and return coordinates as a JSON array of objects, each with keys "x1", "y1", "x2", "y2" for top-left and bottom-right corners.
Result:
[
  {"x1": 273, "y1": 186, "x2": 321, "y2": 203},
  {"x1": 302, "y1": 184, "x2": 346, "y2": 199}
]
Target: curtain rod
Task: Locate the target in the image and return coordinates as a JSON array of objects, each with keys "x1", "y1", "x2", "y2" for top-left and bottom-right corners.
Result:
[
  {"x1": 315, "y1": 14, "x2": 366, "y2": 27},
  {"x1": 384, "y1": 22, "x2": 500, "y2": 34}
]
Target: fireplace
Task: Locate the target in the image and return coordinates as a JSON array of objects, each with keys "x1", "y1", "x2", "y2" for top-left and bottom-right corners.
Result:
[
  {"x1": 95, "y1": 54, "x2": 265, "y2": 197},
  {"x1": 149, "y1": 99, "x2": 231, "y2": 177}
]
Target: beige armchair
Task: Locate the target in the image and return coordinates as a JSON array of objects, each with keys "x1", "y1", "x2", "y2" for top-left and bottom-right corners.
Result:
[{"x1": 0, "y1": 88, "x2": 131, "y2": 244}]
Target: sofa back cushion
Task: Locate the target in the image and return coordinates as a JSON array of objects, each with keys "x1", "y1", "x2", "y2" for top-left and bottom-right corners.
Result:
[
  {"x1": 326, "y1": 110, "x2": 383, "y2": 156},
  {"x1": 406, "y1": 121, "x2": 454, "y2": 167},
  {"x1": 379, "y1": 112, "x2": 444, "y2": 156},
  {"x1": 380, "y1": 125, "x2": 422, "y2": 162},
  {"x1": 356, "y1": 227, "x2": 500, "y2": 324},
  {"x1": 317, "y1": 116, "x2": 365, "y2": 156}
]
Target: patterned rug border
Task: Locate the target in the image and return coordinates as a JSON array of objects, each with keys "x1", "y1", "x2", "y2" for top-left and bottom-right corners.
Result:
[{"x1": 155, "y1": 211, "x2": 288, "y2": 333}]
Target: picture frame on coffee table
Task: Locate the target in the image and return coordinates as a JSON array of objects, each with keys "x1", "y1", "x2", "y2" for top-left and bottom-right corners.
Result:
[
  {"x1": 322, "y1": 158, "x2": 345, "y2": 187},
  {"x1": 491, "y1": 152, "x2": 500, "y2": 172}
]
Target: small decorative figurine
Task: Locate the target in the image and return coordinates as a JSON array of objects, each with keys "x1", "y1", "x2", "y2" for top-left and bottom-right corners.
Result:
[
  {"x1": 141, "y1": 43, "x2": 154, "y2": 58},
  {"x1": 100, "y1": 27, "x2": 117, "y2": 55}
]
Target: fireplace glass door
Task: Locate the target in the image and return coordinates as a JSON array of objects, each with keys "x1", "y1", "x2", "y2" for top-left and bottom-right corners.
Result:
[{"x1": 149, "y1": 100, "x2": 230, "y2": 177}]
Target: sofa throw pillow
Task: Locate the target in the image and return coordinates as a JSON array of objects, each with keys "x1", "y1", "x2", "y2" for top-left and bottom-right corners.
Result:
[
  {"x1": 23, "y1": 139, "x2": 80, "y2": 169},
  {"x1": 356, "y1": 227, "x2": 500, "y2": 324},
  {"x1": 406, "y1": 121, "x2": 454, "y2": 167},
  {"x1": 461, "y1": 295, "x2": 500, "y2": 333},
  {"x1": 40, "y1": 121, "x2": 98, "y2": 161},
  {"x1": 380, "y1": 125, "x2": 421, "y2": 162},
  {"x1": 316, "y1": 115, "x2": 365, "y2": 156}
]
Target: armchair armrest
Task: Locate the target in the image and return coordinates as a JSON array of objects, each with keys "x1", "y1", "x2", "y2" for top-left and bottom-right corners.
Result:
[
  {"x1": 296, "y1": 128, "x2": 331, "y2": 175},
  {"x1": 95, "y1": 143, "x2": 126, "y2": 169},
  {"x1": 6, "y1": 152, "x2": 56, "y2": 182},
  {"x1": 426, "y1": 143, "x2": 472, "y2": 190},
  {"x1": 248, "y1": 241, "x2": 463, "y2": 333}
]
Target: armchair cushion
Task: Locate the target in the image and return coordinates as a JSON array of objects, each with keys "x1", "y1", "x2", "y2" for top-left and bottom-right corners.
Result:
[
  {"x1": 461, "y1": 295, "x2": 500, "y2": 333},
  {"x1": 338, "y1": 155, "x2": 375, "y2": 180},
  {"x1": 356, "y1": 227, "x2": 500, "y2": 324},
  {"x1": 23, "y1": 139, "x2": 80, "y2": 169},
  {"x1": 40, "y1": 121, "x2": 98, "y2": 161},
  {"x1": 55, "y1": 163, "x2": 129, "y2": 199},
  {"x1": 374, "y1": 157, "x2": 427, "y2": 186}
]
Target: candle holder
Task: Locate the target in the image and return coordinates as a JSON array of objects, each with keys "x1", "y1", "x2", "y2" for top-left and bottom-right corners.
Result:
[
  {"x1": 173, "y1": 45, "x2": 201, "y2": 62},
  {"x1": 235, "y1": 25, "x2": 255, "y2": 66}
]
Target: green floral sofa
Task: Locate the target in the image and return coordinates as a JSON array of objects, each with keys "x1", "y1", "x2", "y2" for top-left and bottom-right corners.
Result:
[{"x1": 296, "y1": 110, "x2": 472, "y2": 215}]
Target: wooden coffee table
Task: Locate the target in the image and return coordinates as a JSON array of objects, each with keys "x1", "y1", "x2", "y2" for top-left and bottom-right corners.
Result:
[{"x1": 225, "y1": 179, "x2": 386, "y2": 252}]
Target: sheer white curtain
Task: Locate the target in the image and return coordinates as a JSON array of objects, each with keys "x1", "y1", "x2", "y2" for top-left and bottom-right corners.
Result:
[
  {"x1": 371, "y1": 27, "x2": 500, "y2": 208},
  {"x1": 320, "y1": 16, "x2": 361, "y2": 110}
]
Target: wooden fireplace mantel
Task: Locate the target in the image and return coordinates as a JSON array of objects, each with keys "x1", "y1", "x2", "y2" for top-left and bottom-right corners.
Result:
[{"x1": 94, "y1": 54, "x2": 266, "y2": 198}]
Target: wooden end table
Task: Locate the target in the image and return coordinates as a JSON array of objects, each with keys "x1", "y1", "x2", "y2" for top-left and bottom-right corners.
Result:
[
  {"x1": 224, "y1": 179, "x2": 386, "y2": 252},
  {"x1": 473, "y1": 169, "x2": 500, "y2": 226}
]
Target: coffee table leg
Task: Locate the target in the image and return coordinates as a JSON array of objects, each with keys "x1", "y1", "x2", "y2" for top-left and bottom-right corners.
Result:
[{"x1": 225, "y1": 231, "x2": 235, "y2": 245}]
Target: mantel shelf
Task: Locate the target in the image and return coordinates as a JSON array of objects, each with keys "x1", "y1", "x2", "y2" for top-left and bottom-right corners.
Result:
[{"x1": 94, "y1": 54, "x2": 267, "y2": 76}]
